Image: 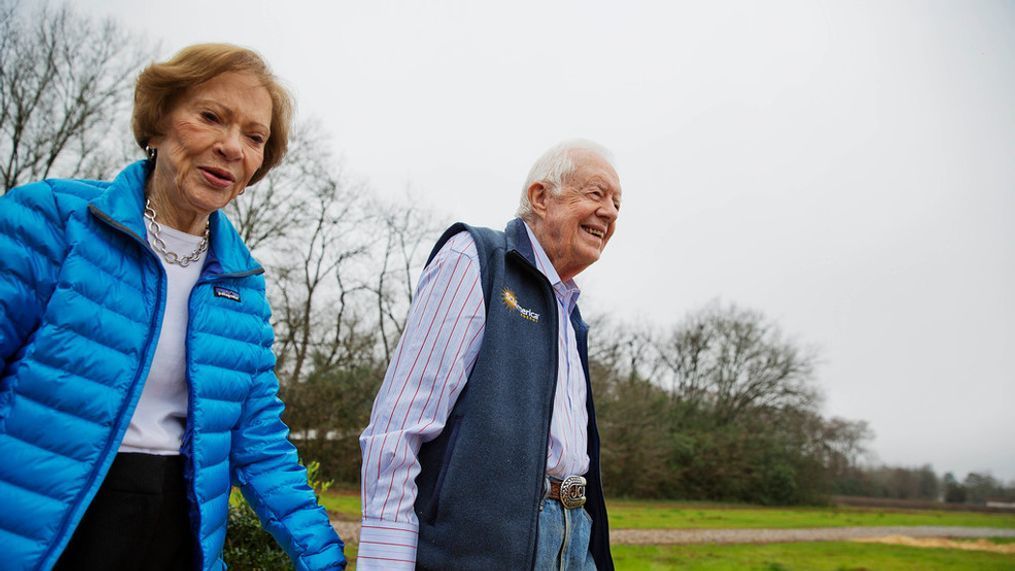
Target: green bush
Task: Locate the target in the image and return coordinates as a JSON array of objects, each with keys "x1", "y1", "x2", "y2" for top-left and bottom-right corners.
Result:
[{"x1": 223, "y1": 461, "x2": 332, "y2": 570}]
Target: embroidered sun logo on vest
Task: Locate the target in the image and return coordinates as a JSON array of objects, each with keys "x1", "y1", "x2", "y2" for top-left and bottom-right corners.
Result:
[
  {"x1": 501, "y1": 289, "x2": 518, "y2": 310},
  {"x1": 501, "y1": 288, "x2": 540, "y2": 323}
]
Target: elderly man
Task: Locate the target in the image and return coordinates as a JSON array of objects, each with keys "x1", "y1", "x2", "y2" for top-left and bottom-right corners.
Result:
[{"x1": 358, "y1": 140, "x2": 621, "y2": 570}]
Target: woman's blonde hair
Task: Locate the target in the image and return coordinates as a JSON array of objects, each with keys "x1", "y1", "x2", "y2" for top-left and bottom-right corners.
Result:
[{"x1": 132, "y1": 43, "x2": 293, "y2": 185}]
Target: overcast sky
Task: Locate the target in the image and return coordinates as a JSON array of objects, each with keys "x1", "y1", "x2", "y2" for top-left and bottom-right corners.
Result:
[{"x1": 73, "y1": 0, "x2": 1014, "y2": 481}]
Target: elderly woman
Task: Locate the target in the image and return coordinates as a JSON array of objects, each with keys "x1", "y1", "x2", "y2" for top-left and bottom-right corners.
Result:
[{"x1": 0, "y1": 44, "x2": 345, "y2": 570}]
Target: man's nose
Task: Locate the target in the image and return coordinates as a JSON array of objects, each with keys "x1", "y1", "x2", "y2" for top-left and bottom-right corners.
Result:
[{"x1": 598, "y1": 199, "x2": 619, "y2": 222}]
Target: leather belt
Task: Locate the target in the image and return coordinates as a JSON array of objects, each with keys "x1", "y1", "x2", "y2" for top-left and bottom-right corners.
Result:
[{"x1": 547, "y1": 475, "x2": 587, "y2": 509}]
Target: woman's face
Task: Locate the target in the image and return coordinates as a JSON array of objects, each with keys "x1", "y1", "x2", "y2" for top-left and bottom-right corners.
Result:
[{"x1": 149, "y1": 71, "x2": 273, "y2": 223}]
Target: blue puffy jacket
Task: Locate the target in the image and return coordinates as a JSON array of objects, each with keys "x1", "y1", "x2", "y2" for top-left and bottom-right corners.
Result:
[{"x1": 0, "y1": 161, "x2": 345, "y2": 570}]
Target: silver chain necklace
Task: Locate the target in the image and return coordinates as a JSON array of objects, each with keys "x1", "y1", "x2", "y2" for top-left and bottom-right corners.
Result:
[{"x1": 144, "y1": 198, "x2": 209, "y2": 267}]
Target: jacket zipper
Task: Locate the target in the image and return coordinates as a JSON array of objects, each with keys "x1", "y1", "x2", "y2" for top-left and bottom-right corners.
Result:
[
  {"x1": 45, "y1": 207, "x2": 169, "y2": 567},
  {"x1": 181, "y1": 279, "x2": 207, "y2": 570},
  {"x1": 181, "y1": 269, "x2": 261, "y2": 570}
]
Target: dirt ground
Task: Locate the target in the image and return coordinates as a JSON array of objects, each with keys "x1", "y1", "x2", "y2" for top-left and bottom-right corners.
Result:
[{"x1": 853, "y1": 535, "x2": 1015, "y2": 555}]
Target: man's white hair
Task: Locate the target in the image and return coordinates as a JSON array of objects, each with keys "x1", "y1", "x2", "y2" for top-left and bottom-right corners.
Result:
[{"x1": 516, "y1": 139, "x2": 615, "y2": 220}]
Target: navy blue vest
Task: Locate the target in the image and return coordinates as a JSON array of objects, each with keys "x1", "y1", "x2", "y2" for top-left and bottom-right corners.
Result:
[{"x1": 413, "y1": 219, "x2": 613, "y2": 570}]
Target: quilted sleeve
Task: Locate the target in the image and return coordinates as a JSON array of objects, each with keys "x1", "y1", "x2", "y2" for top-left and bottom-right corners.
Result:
[
  {"x1": 0, "y1": 182, "x2": 67, "y2": 364},
  {"x1": 230, "y1": 316, "x2": 346, "y2": 570}
]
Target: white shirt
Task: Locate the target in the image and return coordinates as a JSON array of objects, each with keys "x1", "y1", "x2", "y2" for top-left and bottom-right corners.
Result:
[
  {"x1": 357, "y1": 224, "x2": 590, "y2": 570},
  {"x1": 119, "y1": 223, "x2": 205, "y2": 455}
]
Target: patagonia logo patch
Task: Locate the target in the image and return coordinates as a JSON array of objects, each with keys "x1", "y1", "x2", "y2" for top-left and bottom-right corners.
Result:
[
  {"x1": 213, "y1": 286, "x2": 241, "y2": 302},
  {"x1": 501, "y1": 288, "x2": 540, "y2": 323}
]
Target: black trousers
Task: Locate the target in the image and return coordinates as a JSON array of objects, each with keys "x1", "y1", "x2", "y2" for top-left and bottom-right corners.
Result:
[{"x1": 55, "y1": 452, "x2": 194, "y2": 571}]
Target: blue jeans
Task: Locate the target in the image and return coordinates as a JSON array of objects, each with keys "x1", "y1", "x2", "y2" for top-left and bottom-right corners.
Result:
[{"x1": 535, "y1": 491, "x2": 597, "y2": 570}]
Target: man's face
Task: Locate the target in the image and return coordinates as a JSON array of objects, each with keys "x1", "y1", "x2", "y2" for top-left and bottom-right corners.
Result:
[{"x1": 530, "y1": 150, "x2": 622, "y2": 281}]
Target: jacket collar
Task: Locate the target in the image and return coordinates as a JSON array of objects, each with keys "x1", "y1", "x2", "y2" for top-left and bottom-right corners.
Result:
[{"x1": 88, "y1": 160, "x2": 263, "y2": 276}]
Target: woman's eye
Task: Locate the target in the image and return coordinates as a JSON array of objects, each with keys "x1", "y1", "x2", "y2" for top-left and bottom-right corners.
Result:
[
  {"x1": 249, "y1": 134, "x2": 265, "y2": 145},
  {"x1": 201, "y1": 111, "x2": 219, "y2": 123}
]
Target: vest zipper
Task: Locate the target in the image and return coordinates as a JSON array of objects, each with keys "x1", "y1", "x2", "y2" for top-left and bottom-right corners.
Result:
[{"x1": 508, "y1": 249, "x2": 560, "y2": 570}]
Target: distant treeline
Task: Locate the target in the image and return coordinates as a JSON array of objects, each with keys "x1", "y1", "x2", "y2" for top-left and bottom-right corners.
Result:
[
  {"x1": 586, "y1": 304, "x2": 866, "y2": 505},
  {"x1": 833, "y1": 464, "x2": 1015, "y2": 505}
]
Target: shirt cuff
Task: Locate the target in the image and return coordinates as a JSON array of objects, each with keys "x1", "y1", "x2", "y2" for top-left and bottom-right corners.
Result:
[{"x1": 355, "y1": 517, "x2": 418, "y2": 571}]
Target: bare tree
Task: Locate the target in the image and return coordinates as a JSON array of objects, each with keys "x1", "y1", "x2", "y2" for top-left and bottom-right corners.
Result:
[
  {"x1": 271, "y1": 180, "x2": 370, "y2": 385},
  {"x1": 653, "y1": 302, "x2": 820, "y2": 423},
  {"x1": 588, "y1": 318, "x2": 662, "y2": 388},
  {"x1": 225, "y1": 119, "x2": 448, "y2": 388},
  {"x1": 228, "y1": 123, "x2": 330, "y2": 251},
  {"x1": 368, "y1": 193, "x2": 443, "y2": 362},
  {"x1": 0, "y1": 1, "x2": 152, "y2": 191},
  {"x1": 224, "y1": 123, "x2": 446, "y2": 482},
  {"x1": 819, "y1": 416, "x2": 873, "y2": 472},
  {"x1": 227, "y1": 122, "x2": 375, "y2": 385}
]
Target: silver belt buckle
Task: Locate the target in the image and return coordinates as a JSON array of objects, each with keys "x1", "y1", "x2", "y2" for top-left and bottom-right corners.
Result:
[{"x1": 560, "y1": 475, "x2": 587, "y2": 509}]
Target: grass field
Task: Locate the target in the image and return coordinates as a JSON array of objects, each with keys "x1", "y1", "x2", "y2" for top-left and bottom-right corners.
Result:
[
  {"x1": 320, "y1": 492, "x2": 1015, "y2": 530},
  {"x1": 320, "y1": 492, "x2": 361, "y2": 519},
  {"x1": 612, "y1": 542, "x2": 1015, "y2": 570},
  {"x1": 607, "y1": 499, "x2": 1015, "y2": 530}
]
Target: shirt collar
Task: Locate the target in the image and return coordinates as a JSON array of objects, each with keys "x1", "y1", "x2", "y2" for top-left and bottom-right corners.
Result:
[{"x1": 522, "y1": 221, "x2": 581, "y2": 309}]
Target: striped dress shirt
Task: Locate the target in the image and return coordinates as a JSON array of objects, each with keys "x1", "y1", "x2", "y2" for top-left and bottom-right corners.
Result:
[{"x1": 357, "y1": 223, "x2": 590, "y2": 570}]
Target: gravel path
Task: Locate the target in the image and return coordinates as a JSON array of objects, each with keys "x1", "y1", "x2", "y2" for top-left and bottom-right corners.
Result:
[
  {"x1": 332, "y1": 520, "x2": 1015, "y2": 546},
  {"x1": 332, "y1": 521, "x2": 360, "y2": 543}
]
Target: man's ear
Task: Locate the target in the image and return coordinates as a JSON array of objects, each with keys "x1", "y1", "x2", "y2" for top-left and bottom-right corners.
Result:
[{"x1": 527, "y1": 181, "x2": 550, "y2": 220}]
